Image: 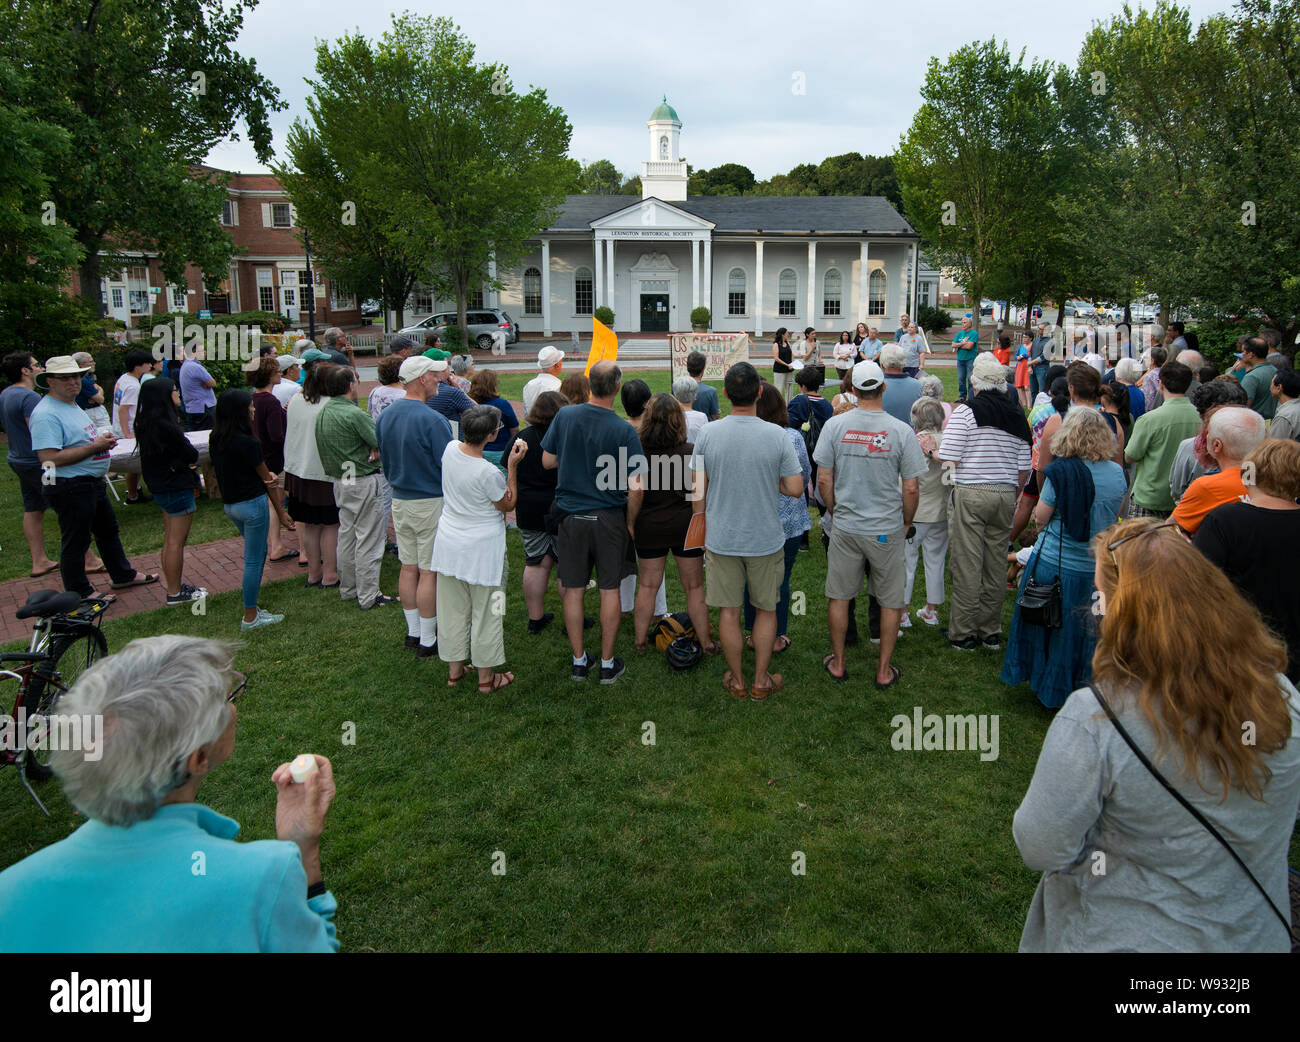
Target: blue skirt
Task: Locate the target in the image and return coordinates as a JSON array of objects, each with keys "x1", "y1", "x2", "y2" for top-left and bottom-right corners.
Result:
[{"x1": 1000, "y1": 551, "x2": 1099, "y2": 709}]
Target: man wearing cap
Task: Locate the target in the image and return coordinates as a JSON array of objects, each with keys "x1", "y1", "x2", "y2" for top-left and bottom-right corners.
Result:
[
  {"x1": 937, "y1": 352, "x2": 1032, "y2": 651},
  {"x1": 273, "y1": 354, "x2": 303, "y2": 408},
  {"x1": 422, "y1": 358, "x2": 474, "y2": 426},
  {"x1": 179, "y1": 343, "x2": 218, "y2": 432},
  {"x1": 29, "y1": 356, "x2": 157, "y2": 598},
  {"x1": 523, "y1": 346, "x2": 564, "y2": 416},
  {"x1": 815, "y1": 360, "x2": 926, "y2": 688},
  {"x1": 376, "y1": 356, "x2": 456, "y2": 657}
]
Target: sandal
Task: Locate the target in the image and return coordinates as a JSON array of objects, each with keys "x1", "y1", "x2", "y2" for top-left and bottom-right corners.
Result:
[
  {"x1": 110, "y1": 572, "x2": 159, "y2": 590},
  {"x1": 722, "y1": 670, "x2": 749, "y2": 699},
  {"x1": 634, "y1": 641, "x2": 649, "y2": 656},
  {"x1": 703, "y1": 641, "x2": 722, "y2": 656},
  {"x1": 29, "y1": 564, "x2": 58, "y2": 578},
  {"x1": 773, "y1": 635, "x2": 792, "y2": 655},
  {"x1": 478, "y1": 671, "x2": 515, "y2": 693},
  {"x1": 875, "y1": 665, "x2": 902, "y2": 690},
  {"x1": 448, "y1": 668, "x2": 469, "y2": 687},
  {"x1": 269, "y1": 550, "x2": 298, "y2": 563},
  {"x1": 822, "y1": 654, "x2": 849, "y2": 683},
  {"x1": 750, "y1": 673, "x2": 784, "y2": 702}
]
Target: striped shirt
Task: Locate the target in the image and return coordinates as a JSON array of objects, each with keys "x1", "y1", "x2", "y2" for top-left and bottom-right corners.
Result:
[{"x1": 936, "y1": 404, "x2": 1031, "y2": 486}]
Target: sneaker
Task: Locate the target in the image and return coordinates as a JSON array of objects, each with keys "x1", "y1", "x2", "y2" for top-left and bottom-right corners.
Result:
[
  {"x1": 241, "y1": 608, "x2": 284, "y2": 631},
  {"x1": 981, "y1": 634, "x2": 1001, "y2": 650},
  {"x1": 165, "y1": 583, "x2": 205, "y2": 606},
  {"x1": 413, "y1": 642, "x2": 437, "y2": 658},
  {"x1": 360, "y1": 594, "x2": 396, "y2": 610},
  {"x1": 917, "y1": 606, "x2": 940, "y2": 626},
  {"x1": 948, "y1": 635, "x2": 979, "y2": 651},
  {"x1": 599, "y1": 657, "x2": 626, "y2": 685},
  {"x1": 403, "y1": 635, "x2": 420, "y2": 650},
  {"x1": 125, "y1": 492, "x2": 154, "y2": 504},
  {"x1": 571, "y1": 654, "x2": 591, "y2": 682},
  {"x1": 899, "y1": 611, "x2": 912, "y2": 629},
  {"x1": 527, "y1": 612, "x2": 554, "y2": 635}
]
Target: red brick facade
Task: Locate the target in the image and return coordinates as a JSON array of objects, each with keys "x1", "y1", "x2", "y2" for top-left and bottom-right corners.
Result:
[{"x1": 67, "y1": 168, "x2": 361, "y2": 330}]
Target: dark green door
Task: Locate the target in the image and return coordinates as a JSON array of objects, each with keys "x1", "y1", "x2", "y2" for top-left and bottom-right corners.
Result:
[{"x1": 640, "y1": 294, "x2": 669, "y2": 332}]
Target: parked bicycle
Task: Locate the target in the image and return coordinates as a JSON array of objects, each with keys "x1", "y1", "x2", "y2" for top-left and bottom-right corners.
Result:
[{"x1": 0, "y1": 590, "x2": 110, "y2": 814}]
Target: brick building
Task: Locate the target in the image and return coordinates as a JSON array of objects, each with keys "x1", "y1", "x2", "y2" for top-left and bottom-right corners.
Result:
[{"x1": 69, "y1": 168, "x2": 361, "y2": 330}]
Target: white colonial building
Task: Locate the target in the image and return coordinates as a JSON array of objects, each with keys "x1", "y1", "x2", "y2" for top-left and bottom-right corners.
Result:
[{"x1": 408, "y1": 100, "x2": 923, "y2": 337}]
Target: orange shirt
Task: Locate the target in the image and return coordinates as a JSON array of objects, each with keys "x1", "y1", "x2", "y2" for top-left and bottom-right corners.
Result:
[
  {"x1": 1172, "y1": 468, "x2": 1247, "y2": 535},
  {"x1": 993, "y1": 346, "x2": 1011, "y2": 366}
]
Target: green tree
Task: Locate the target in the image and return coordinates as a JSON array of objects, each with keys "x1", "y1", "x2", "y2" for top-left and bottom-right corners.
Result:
[
  {"x1": 577, "y1": 159, "x2": 626, "y2": 194},
  {"x1": 689, "y1": 163, "x2": 757, "y2": 196},
  {"x1": 0, "y1": 0, "x2": 282, "y2": 312}
]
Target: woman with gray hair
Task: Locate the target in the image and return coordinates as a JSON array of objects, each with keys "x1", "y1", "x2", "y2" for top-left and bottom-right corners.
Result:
[
  {"x1": 672, "y1": 376, "x2": 707, "y2": 439},
  {"x1": 1113, "y1": 356, "x2": 1146, "y2": 422},
  {"x1": 429, "y1": 404, "x2": 527, "y2": 692},
  {"x1": 449, "y1": 352, "x2": 474, "y2": 393},
  {"x1": 918, "y1": 373, "x2": 951, "y2": 428},
  {"x1": 0, "y1": 635, "x2": 339, "y2": 951},
  {"x1": 905, "y1": 397, "x2": 951, "y2": 627}
]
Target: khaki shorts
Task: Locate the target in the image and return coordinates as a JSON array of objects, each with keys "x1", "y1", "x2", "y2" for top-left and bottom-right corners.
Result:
[
  {"x1": 705, "y1": 548, "x2": 785, "y2": 610},
  {"x1": 825, "y1": 526, "x2": 907, "y2": 608},
  {"x1": 391, "y1": 496, "x2": 443, "y2": 568}
]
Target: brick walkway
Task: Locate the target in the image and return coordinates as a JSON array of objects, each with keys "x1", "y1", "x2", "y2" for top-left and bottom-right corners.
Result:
[{"x1": 0, "y1": 532, "x2": 308, "y2": 647}]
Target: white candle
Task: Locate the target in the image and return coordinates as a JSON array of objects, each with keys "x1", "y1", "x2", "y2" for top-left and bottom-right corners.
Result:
[{"x1": 289, "y1": 754, "x2": 318, "y2": 784}]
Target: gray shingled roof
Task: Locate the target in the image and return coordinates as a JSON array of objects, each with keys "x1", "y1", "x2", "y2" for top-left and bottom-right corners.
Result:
[{"x1": 543, "y1": 195, "x2": 915, "y2": 235}]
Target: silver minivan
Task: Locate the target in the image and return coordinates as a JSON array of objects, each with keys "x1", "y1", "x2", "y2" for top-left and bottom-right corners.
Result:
[{"x1": 398, "y1": 308, "x2": 518, "y2": 350}]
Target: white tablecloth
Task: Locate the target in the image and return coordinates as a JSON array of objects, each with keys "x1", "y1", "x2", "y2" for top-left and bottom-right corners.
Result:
[{"x1": 108, "y1": 430, "x2": 210, "y2": 476}]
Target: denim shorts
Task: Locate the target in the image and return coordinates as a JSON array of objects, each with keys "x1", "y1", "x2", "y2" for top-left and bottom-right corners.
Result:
[{"x1": 153, "y1": 489, "x2": 196, "y2": 517}]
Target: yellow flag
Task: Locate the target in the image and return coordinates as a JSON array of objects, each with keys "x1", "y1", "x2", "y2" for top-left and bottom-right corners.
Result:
[{"x1": 584, "y1": 317, "x2": 619, "y2": 376}]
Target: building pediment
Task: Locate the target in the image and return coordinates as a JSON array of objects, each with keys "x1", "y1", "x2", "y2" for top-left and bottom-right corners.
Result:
[{"x1": 591, "y1": 197, "x2": 714, "y2": 232}]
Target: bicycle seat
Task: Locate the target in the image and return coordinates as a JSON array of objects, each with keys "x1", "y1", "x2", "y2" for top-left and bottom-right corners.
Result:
[{"x1": 16, "y1": 589, "x2": 82, "y2": 620}]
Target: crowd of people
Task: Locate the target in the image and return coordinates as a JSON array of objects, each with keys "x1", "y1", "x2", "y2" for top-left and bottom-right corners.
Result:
[{"x1": 1, "y1": 310, "x2": 1299, "y2": 953}]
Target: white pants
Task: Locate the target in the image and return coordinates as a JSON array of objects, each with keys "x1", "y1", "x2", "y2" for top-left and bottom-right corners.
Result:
[
  {"x1": 620, "y1": 572, "x2": 667, "y2": 615},
  {"x1": 904, "y1": 520, "x2": 950, "y2": 606},
  {"x1": 333, "y1": 473, "x2": 385, "y2": 605}
]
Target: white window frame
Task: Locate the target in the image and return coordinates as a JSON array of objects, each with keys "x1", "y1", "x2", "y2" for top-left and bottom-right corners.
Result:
[
  {"x1": 573, "y1": 266, "x2": 594, "y2": 316},
  {"x1": 727, "y1": 267, "x2": 746, "y2": 317},
  {"x1": 778, "y1": 268, "x2": 797, "y2": 317},
  {"x1": 822, "y1": 267, "x2": 842, "y2": 317},
  {"x1": 412, "y1": 285, "x2": 434, "y2": 314},
  {"x1": 271, "y1": 202, "x2": 293, "y2": 228},
  {"x1": 220, "y1": 199, "x2": 236, "y2": 226},
  {"x1": 868, "y1": 269, "x2": 886, "y2": 317},
  {"x1": 169, "y1": 285, "x2": 187, "y2": 311},
  {"x1": 523, "y1": 267, "x2": 542, "y2": 315}
]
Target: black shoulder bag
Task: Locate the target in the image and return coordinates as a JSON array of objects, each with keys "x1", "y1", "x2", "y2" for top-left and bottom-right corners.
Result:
[
  {"x1": 1090, "y1": 683, "x2": 1292, "y2": 939},
  {"x1": 1016, "y1": 514, "x2": 1062, "y2": 630}
]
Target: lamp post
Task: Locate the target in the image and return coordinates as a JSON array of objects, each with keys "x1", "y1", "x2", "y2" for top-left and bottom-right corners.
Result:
[{"x1": 304, "y1": 229, "x2": 317, "y2": 341}]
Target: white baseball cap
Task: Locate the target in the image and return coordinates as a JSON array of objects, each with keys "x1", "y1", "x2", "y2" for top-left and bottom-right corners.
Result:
[
  {"x1": 399, "y1": 356, "x2": 439, "y2": 383},
  {"x1": 537, "y1": 345, "x2": 565, "y2": 369},
  {"x1": 851, "y1": 359, "x2": 885, "y2": 391}
]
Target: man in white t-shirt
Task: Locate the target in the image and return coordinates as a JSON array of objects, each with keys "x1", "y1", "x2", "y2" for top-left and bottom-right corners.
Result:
[
  {"x1": 522, "y1": 346, "x2": 564, "y2": 416},
  {"x1": 273, "y1": 354, "x2": 303, "y2": 408},
  {"x1": 112, "y1": 349, "x2": 155, "y2": 503}
]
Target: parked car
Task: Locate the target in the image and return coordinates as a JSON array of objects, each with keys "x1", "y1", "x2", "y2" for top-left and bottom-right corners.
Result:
[{"x1": 398, "y1": 308, "x2": 519, "y2": 350}]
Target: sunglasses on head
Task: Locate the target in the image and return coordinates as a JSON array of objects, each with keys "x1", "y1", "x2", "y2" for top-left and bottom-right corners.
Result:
[{"x1": 1105, "y1": 521, "x2": 1177, "y2": 566}]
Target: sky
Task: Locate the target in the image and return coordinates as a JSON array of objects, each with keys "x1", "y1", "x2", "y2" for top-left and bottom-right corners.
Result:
[{"x1": 206, "y1": 0, "x2": 1232, "y2": 181}]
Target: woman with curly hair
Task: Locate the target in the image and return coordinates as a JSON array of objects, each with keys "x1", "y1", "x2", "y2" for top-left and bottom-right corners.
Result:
[{"x1": 1014, "y1": 517, "x2": 1300, "y2": 951}]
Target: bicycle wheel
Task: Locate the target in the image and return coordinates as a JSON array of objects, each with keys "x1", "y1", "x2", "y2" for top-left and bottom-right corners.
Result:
[{"x1": 24, "y1": 629, "x2": 108, "y2": 781}]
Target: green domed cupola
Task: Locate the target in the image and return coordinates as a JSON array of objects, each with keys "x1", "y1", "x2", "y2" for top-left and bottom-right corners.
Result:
[{"x1": 650, "y1": 96, "x2": 679, "y2": 123}]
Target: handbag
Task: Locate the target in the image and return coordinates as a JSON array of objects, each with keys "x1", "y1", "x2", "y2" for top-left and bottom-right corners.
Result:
[
  {"x1": 1016, "y1": 513, "x2": 1062, "y2": 630},
  {"x1": 1090, "y1": 684, "x2": 1293, "y2": 941}
]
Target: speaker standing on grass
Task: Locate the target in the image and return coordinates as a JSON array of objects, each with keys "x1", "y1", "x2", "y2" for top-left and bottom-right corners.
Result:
[
  {"x1": 210, "y1": 390, "x2": 291, "y2": 632},
  {"x1": 1013, "y1": 519, "x2": 1300, "y2": 952}
]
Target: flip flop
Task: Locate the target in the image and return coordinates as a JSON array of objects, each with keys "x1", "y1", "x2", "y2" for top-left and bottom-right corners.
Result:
[
  {"x1": 29, "y1": 564, "x2": 58, "y2": 578},
  {"x1": 773, "y1": 635, "x2": 792, "y2": 655},
  {"x1": 297, "y1": 560, "x2": 309, "y2": 568},
  {"x1": 269, "y1": 551, "x2": 298, "y2": 562},
  {"x1": 110, "y1": 572, "x2": 159, "y2": 590},
  {"x1": 875, "y1": 665, "x2": 902, "y2": 690},
  {"x1": 822, "y1": 654, "x2": 849, "y2": 682}
]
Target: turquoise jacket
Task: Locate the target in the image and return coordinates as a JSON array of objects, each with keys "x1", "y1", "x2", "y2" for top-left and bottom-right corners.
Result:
[{"x1": 0, "y1": 803, "x2": 338, "y2": 952}]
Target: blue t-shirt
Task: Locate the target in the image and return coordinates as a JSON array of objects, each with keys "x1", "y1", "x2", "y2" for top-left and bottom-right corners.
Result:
[
  {"x1": 882, "y1": 373, "x2": 923, "y2": 426},
  {"x1": 427, "y1": 382, "x2": 474, "y2": 425},
  {"x1": 693, "y1": 382, "x2": 720, "y2": 420},
  {"x1": 483, "y1": 397, "x2": 519, "y2": 452},
  {"x1": 540, "y1": 403, "x2": 645, "y2": 513},
  {"x1": 375, "y1": 398, "x2": 454, "y2": 499},
  {"x1": 75, "y1": 375, "x2": 99, "y2": 410},
  {"x1": 1126, "y1": 384, "x2": 1147, "y2": 421},
  {"x1": 29, "y1": 397, "x2": 110, "y2": 478},
  {"x1": 179, "y1": 359, "x2": 216, "y2": 413},
  {"x1": 1036, "y1": 460, "x2": 1127, "y2": 572},
  {"x1": 0, "y1": 384, "x2": 40, "y2": 465}
]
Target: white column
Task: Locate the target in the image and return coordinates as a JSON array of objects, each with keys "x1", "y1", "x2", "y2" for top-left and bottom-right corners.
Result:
[
  {"x1": 859, "y1": 240, "x2": 870, "y2": 322},
  {"x1": 487, "y1": 250, "x2": 497, "y2": 308},
  {"x1": 806, "y1": 241, "x2": 817, "y2": 326},
  {"x1": 593, "y1": 236, "x2": 604, "y2": 310},
  {"x1": 753, "y1": 239, "x2": 764, "y2": 337},
  {"x1": 702, "y1": 238, "x2": 712, "y2": 318},
  {"x1": 691, "y1": 237, "x2": 700, "y2": 313},
  {"x1": 541, "y1": 238, "x2": 552, "y2": 338},
  {"x1": 605, "y1": 238, "x2": 615, "y2": 326},
  {"x1": 910, "y1": 242, "x2": 920, "y2": 318}
]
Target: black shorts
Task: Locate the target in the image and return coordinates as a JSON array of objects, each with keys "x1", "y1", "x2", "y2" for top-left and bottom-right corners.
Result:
[
  {"x1": 635, "y1": 544, "x2": 704, "y2": 560},
  {"x1": 184, "y1": 408, "x2": 214, "y2": 432},
  {"x1": 556, "y1": 508, "x2": 630, "y2": 590},
  {"x1": 9, "y1": 461, "x2": 47, "y2": 512}
]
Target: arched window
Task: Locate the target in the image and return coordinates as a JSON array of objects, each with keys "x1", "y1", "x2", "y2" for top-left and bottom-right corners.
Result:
[
  {"x1": 659, "y1": 135, "x2": 669, "y2": 160},
  {"x1": 727, "y1": 268, "x2": 746, "y2": 316},
  {"x1": 574, "y1": 266, "x2": 593, "y2": 315},
  {"x1": 822, "y1": 268, "x2": 842, "y2": 316},
  {"x1": 523, "y1": 267, "x2": 542, "y2": 315},
  {"x1": 868, "y1": 269, "x2": 886, "y2": 317},
  {"x1": 778, "y1": 268, "x2": 797, "y2": 316}
]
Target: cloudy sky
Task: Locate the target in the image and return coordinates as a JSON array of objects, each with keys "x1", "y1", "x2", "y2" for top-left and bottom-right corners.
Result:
[{"x1": 207, "y1": 0, "x2": 1230, "y2": 181}]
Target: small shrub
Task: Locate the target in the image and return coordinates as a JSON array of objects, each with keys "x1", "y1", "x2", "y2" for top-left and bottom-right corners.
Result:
[
  {"x1": 916, "y1": 303, "x2": 953, "y2": 335},
  {"x1": 594, "y1": 305, "x2": 615, "y2": 326},
  {"x1": 442, "y1": 324, "x2": 465, "y2": 351},
  {"x1": 1192, "y1": 314, "x2": 1254, "y2": 370},
  {"x1": 690, "y1": 306, "x2": 711, "y2": 328}
]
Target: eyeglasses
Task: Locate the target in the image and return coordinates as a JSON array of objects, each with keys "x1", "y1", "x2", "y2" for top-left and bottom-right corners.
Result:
[
  {"x1": 227, "y1": 670, "x2": 247, "y2": 703},
  {"x1": 1105, "y1": 521, "x2": 1177, "y2": 566}
]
